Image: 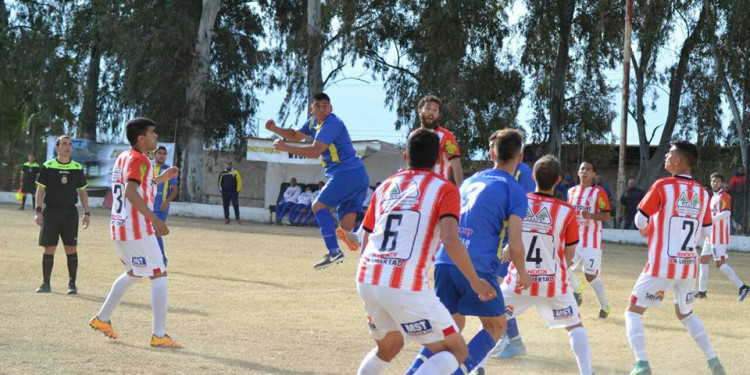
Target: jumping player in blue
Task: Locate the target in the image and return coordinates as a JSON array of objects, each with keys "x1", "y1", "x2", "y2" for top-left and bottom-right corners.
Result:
[
  {"x1": 265, "y1": 92, "x2": 369, "y2": 270},
  {"x1": 405, "y1": 129, "x2": 532, "y2": 375}
]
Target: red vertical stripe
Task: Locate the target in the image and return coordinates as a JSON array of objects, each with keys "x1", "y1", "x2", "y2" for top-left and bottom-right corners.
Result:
[
  {"x1": 357, "y1": 263, "x2": 367, "y2": 283},
  {"x1": 412, "y1": 199, "x2": 439, "y2": 291},
  {"x1": 665, "y1": 183, "x2": 679, "y2": 279},
  {"x1": 388, "y1": 266, "x2": 402, "y2": 289},
  {"x1": 372, "y1": 264, "x2": 383, "y2": 285}
]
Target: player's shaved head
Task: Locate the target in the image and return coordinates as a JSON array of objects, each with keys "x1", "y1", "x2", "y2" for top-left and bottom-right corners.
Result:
[
  {"x1": 671, "y1": 140, "x2": 698, "y2": 167},
  {"x1": 489, "y1": 128, "x2": 523, "y2": 162},
  {"x1": 533, "y1": 155, "x2": 561, "y2": 191},
  {"x1": 407, "y1": 128, "x2": 440, "y2": 169}
]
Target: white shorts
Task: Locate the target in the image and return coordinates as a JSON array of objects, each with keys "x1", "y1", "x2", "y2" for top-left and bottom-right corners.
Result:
[
  {"x1": 700, "y1": 243, "x2": 728, "y2": 261},
  {"x1": 629, "y1": 274, "x2": 695, "y2": 315},
  {"x1": 357, "y1": 282, "x2": 458, "y2": 345},
  {"x1": 501, "y1": 289, "x2": 581, "y2": 329},
  {"x1": 572, "y1": 246, "x2": 601, "y2": 275},
  {"x1": 114, "y1": 235, "x2": 166, "y2": 277}
]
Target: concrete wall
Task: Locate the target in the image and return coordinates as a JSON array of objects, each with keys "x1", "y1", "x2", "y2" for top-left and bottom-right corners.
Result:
[{"x1": 203, "y1": 150, "x2": 266, "y2": 208}]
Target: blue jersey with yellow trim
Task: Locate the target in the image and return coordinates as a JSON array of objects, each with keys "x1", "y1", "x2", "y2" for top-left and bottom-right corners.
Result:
[
  {"x1": 434, "y1": 168, "x2": 528, "y2": 276},
  {"x1": 153, "y1": 162, "x2": 178, "y2": 214},
  {"x1": 515, "y1": 162, "x2": 536, "y2": 192},
  {"x1": 298, "y1": 113, "x2": 364, "y2": 177}
]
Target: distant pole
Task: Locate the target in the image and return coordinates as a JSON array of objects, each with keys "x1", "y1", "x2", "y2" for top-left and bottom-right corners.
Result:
[{"x1": 617, "y1": 0, "x2": 634, "y2": 229}]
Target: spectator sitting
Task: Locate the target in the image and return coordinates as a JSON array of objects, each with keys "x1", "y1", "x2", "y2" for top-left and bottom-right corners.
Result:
[
  {"x1": 275, "y1": 177, "x2": 302, "y2": 225},
  {"x1": 620, "y1": 178, "x2": 645, "y2": 230},
  {"x1": 289, "y1": 185, "x2": 315, "y2": 225},
  {"x1": 296, "y1": 181, "x2": 325, "y2": 226}
]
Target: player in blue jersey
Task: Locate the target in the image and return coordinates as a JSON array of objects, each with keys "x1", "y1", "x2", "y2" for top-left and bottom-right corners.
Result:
[
  {"x1": 265, "y1": 92, "x2": 369, "y2": 270},
  {"x1": 152, "y1": 146, "x2": 179, "y2": 261},
  {"x1": 405, "y1": 129, "x2": 532, "y2": 375}
]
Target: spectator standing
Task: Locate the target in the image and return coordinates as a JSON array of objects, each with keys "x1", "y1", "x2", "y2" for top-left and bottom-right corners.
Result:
[
  {"x1": 218, "y1": 161, "x2": 242, "y2": 224},
  {"x1": 620, "y1": 179, "x2": 645, "y2": 230},
  {"x1": 19, "y1": 154, "x2": 40, "y2": 210},
  {"x1": 729, "y1": 166, "x2": 746, "y2": 233}
]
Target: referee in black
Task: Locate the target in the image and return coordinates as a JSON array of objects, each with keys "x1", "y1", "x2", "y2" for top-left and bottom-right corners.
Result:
[{"x1": 34, "y1": 135, "x2": 91, "y2": 294}]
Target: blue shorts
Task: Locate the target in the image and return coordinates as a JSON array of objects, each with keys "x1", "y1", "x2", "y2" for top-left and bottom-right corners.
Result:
[
  {"x1": 316, "y1": 166, "x2": 369, "y2": 221},
  {"x1": 153, "y1": 209, "x2": 169, "y2": 222},
  {"x1": 434, "y1": 264, "x2": 505, "y2": 317},
  {"x1": 497, "y1": 261, "x2": 510, "y2": 277}
]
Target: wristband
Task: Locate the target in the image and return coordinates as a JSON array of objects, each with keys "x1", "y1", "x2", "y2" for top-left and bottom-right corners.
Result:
[
  {"x1": 35, "y1": 207, "x2": 42, "y2": 214},
  {"x1": 84, "y1": 212, "x2": 91, "y2": 216}
]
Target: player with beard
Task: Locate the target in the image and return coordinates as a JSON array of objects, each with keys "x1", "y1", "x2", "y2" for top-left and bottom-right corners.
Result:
[{"x1": 417, "y1": 95, "x2": 463, "y2": 186}]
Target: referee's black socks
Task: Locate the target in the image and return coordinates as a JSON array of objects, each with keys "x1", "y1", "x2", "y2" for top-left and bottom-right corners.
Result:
[
  {"x1": 42, "y1": 254, "x2": 54, "y2": 285},
  {"x1": 67, "y1": 253, "x2": 78, "y2": 286}
]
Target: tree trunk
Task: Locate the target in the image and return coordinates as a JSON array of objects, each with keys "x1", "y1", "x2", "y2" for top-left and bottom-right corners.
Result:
[
  {"x1": 704, "y1": 0, "x2": 747, "y2": 169},
  {"x1": 307, "y1": 0, "x2": 323, "y2": 100},
  {"x1": 0, "y1": 0, "x2": 8, "y2": 34},
  {"x1": 78, "y1": 43, "x2": 101, "y2": 141},
  {"x1": 547, "y1": 0, "x2": 575, "y2": 159},
  {"x1": 636, "y1": 5, "x2": 707, "y2": 187},
  {"x1": 180, "y1": 0, "x2": 221, "y2": 203}
]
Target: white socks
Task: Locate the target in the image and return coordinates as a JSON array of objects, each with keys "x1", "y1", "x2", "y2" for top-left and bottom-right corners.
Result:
[
  {"x1": 698, "y1": 263, "x2": 709, "y2": 292},
  {"x1": 97, "y1": 273, "x2": 140, "y2": 322},
  {"x1": 625, "y1": 311, "x2": 648, "y2": 361},
  {"x1": 357, "y1": 348, "x2": 389, "y2": 375},
  {"x1": 568, "y1": 327, "x2": 593, "y2": 375},
  {"x1": 590, "y1": 277, "x2": 609, "y2": 309},
  {"x1": 151, "y1": 277, "x2": 168, "y2": 337},
  {"x1": 719, "y1": 263, "x2": 744, "y2": 288},
  {"x1": 413, "y1": 351, "x2": 459, "y2": 375},
  {"x1": 681, "y1": 314, "x2": 716, "y2": 359}
]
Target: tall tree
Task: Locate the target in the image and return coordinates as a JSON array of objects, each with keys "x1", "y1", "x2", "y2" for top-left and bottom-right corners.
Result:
[
  {"x1": 353, "y1": 0, "x2": 524, "y2": 155},
  {"x1": 631, "y1": 0, "x2": 708, "y2": 186},
  {"x1": 520, "y1": 0, "x2": 623, "y2": 158},
  {"x1": 180, "y1": 0, "x2": 221, "y2": 203}
]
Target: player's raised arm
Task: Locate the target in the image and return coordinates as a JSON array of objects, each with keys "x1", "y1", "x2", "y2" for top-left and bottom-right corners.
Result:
[{"x1": 264, "y1": 119, "x2": 308, "y2": 142}]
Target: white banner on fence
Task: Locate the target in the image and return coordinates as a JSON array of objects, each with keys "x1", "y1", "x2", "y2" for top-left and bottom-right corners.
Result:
[
  {"x1": 45, "y1": 137, "x2": 175, "y2": 188},
  {"x1": 245, "y1": 137, "x2": 381, "y2": 164}
]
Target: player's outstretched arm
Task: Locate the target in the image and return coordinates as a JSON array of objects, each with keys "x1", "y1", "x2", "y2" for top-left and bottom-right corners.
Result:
[
  {"x1": 265, "y1": 119, "x2": 307, "y2": 142},
  {"x1": 124, "y1": 181, "x2": 168, "y2": 236},
  {"x1": 439, "y1": 216, "x2": 496, "y2": 301},
  {"x1": 154, "y1": 166, "x2": 179, "y2": 185},
  {"x1": 273, "y1": 139, "x2": 328, "y2": 159}
]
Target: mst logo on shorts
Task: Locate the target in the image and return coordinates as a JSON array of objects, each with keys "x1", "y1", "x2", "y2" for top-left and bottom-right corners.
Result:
[
  {"x1": 400, "y1": 319, "x2": 433, "y2": 336},
  {"x1": 553, "y1": 306, "x2": 574, "y2": 320},
  {"x1": 645, "y1": 290, "x2": 665, "y2": 302},
  {"x1": 132, "y1": 257, "x2": 147, "y2": 267},
  {"x1": 505, "y1": 305, "x2": 515, "y2": 318}
]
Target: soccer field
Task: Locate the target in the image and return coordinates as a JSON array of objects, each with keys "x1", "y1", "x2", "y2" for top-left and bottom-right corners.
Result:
[{"x1": 1, "y1": 204, "x2": 748, "y2": 375}]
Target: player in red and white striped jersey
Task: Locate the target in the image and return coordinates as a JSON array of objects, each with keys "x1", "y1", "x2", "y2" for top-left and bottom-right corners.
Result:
[
  {"x1": 500, "y1": 154, "x2": 592, "y2": 375},
  {"x1": 626, "y1": 141, "x2": 725, "y2": 375},
  {"x1": 90, "y1": 118, "x2": 183, "y2": 348},
  {"x1": 417, "y1": 95, "x2": 463, "y2": 186},
  {"x1": 356, "y1": 129, "x2": 495, "y2": 375},
  {"x1": 566, "y1": 161, "x2": 612, "y2": 318},
  {"x1": 697, "y1": 172, "x2": 749, "y2": 300}
]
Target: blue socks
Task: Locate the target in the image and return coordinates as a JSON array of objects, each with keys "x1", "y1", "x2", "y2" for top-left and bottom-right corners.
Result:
[
  {"x1": 452, "y1": 329, "x2": 496, "y2": 375},
  {"x1": 506, "y1": 318, "x2": 519, "y2": 339},
  {"x1": 314, "y1": 209, "x2": 340, "y2": 255},
  {"x1": 405, "y1": 347, "x2": 434, "y2": 375}
]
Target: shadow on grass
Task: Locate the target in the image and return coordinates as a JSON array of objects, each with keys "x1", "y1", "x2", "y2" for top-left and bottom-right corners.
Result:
[
  {"x1": 109, "y1": 340, "x2": 333, "y2": 375},
  {"x1": 71, "y1": 293, "x2": 210, "y2": 317},
  {"x1": 493, "y1": 352, "x2": 624, "y2": 374},
  {"x1": 169, "y1": 271, "x2": 291, "y2": 289}
]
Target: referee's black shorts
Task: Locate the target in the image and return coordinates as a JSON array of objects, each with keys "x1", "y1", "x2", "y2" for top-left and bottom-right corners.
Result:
[{"x1": 39, "y1": 206, "x2": 79, "y2": 247}]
